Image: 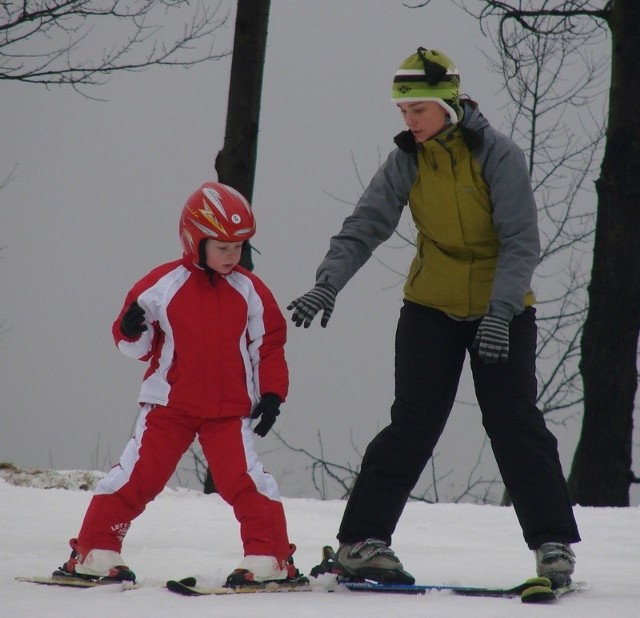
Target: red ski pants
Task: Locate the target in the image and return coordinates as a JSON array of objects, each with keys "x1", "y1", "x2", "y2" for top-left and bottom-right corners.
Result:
[{"x1": 77, "y1": 404, "x2": 290, "y2": 563}]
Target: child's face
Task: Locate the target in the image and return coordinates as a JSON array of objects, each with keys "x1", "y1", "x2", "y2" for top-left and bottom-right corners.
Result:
[
  {"x1": 204, "y1": 239, "x2": 243, "y2": 274},
  {"x1": 397, "y1": 101, "x2": 447, "y2": 142}
]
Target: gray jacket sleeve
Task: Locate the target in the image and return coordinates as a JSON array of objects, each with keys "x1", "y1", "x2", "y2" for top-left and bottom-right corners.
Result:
[
  {"x1": 316, "y1": 149, "x2": 416, "y2": 292},
  {"x1": 476, "y1": 127, "x2": 541, "y2": 321}
]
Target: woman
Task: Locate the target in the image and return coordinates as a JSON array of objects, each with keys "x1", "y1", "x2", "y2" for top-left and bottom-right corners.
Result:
[{"x1": 288, "y1": 48, "x2": 580, "y2": 588}]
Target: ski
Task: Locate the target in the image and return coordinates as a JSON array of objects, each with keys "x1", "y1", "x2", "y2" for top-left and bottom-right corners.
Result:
[
  {"x1": 341, "y1": 578, "x2": 588, "y2": 601},
  {"x1": 165, "y1": 576, "x2": 312, "y2": 596},
  {"x1": 339, "y1": 580, "x2": 429, "y2": 595},
  {"x1": 15, "y1": 575, "x2": 139, "y2": 590},
  {"x1": 312, "y1": 545, "x2": 587, "y2": 600},
  {"x1": 338, "y1": 576, "x2": 550, "y2": 597},
  {"x1": 521, "y1": 580, "x2": 588, "y2": 604}
]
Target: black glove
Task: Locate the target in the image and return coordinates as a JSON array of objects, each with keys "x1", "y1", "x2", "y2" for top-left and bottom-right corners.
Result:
[
  {"x1": 120, "y1": 301, "x2": 148, "y2": 338},
  {"x1": 287, "y1": 282, "x2": 337, "y2": 328},
  {"x1": 251, "y1": 393, "x2": 281, "y2": 437},
  {"x1": 473, "y1": 314, "x2": 510, "y2": 364}
]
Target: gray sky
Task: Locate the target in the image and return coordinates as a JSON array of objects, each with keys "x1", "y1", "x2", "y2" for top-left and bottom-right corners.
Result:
[{"x1": 2, "y1": 1, "x2": 631, "y2": 504}]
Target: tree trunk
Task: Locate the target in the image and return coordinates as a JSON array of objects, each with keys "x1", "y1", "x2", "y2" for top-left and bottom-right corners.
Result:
[
  {"x1": 205, "y1": 0, "x2": 271, "y2": 495},
  {"x1": 568, "y1": 0, "x2": 640, "y2": 506},
  {"x1": 215, "y1": 0, "x2": 271, "y2": 271}
]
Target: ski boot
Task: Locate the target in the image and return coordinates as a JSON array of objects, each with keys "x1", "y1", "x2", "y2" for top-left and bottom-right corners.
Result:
[
  {"x1": 535, "y1": 542, "x2": 575, "y2": 589},
  {"x1": 225, "y1": 543, "x2": 308, "y2": 588},
  {"x1": 54, "y1": 538, "x2": 136, "y2": 584},
  {"x1": 335, "y1": 538, "x2": 415, "y2": 585}
]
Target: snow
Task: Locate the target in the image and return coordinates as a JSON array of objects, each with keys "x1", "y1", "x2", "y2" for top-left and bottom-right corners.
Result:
[{"x1": 1, "y1": 468, "x2": 639, "y2": 617}]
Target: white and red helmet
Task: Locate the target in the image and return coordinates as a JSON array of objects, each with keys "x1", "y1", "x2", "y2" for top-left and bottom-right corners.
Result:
[{"x1": 179, "y1": 182, "x2": 256, "y2": 263}]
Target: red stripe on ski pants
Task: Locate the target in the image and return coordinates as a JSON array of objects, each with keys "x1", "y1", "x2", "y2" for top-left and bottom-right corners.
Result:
[{"x1": 76, "y1": 405, "x2": 290, "y2": 563}]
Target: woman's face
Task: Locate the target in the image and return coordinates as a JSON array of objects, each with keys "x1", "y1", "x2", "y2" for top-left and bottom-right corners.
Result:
[
  {"x1": 397, "y1": 101, "x2": 447, "y2": 143},
  {"x1": 204, "y1": 239, "x2": 243, "y2": 274}
]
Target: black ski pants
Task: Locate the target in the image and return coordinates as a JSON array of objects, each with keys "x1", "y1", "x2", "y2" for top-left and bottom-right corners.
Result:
[{"x1": 338, "y1": 301, "x2": 580, "y2": 550}]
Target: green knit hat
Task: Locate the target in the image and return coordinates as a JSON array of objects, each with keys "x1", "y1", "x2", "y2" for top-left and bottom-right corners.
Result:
[{"x1": 392, "y1": 48, "x2": 461, "y2": 124}]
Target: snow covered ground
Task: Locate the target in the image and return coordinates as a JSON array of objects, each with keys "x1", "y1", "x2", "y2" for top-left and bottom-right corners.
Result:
[{"x1": 1, "y1": 467, "x2": 639, "y2": 617}]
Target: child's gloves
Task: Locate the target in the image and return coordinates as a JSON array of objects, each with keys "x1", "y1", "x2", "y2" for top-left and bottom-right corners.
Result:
[
  {"x1": 287, "y1": 282, "x2": 337, "y2": 328},
  {"x1": 473, "y1": 314, "x2": 510, "y2": 364},
  {"x1": 251, "y1": 393, "x2": 281, "y2": 437},
  {"x1": 120, "y1": 301, "x2": 148, "y2": 338}
]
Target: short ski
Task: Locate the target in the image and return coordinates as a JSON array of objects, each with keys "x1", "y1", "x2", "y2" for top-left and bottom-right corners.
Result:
[
  {"x1": 16, "y1": 575, "x2": 138, "y2": 590},
  {"x1": 166, "y1": 576, "x2": 311, "y2": 596}
]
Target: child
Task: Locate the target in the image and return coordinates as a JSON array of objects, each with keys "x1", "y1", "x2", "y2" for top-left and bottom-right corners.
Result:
[{"x1": 55, "y1": 182, "x2": 303, "y2": 587}]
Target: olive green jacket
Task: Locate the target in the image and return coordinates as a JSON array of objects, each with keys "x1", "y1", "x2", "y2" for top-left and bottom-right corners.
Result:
[{"x1": 315, "y1": 101, "x2": 539, "y2": 321}]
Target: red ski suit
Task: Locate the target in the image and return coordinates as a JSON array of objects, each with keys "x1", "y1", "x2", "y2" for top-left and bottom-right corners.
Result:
[{"x1": 76, "y1": 258, "x2": 291, "y2": 563}]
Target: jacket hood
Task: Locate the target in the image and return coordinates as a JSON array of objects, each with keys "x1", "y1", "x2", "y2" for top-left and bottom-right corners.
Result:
[{"x1": 461, "y1": 99, "x2": 489, "y2": 133}]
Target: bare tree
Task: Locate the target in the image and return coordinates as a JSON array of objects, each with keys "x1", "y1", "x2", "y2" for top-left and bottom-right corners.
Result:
[
  {"x1": 487, "y1": 18, "x2": 607, "y2": 425},
  {"x1": 1, "y1": 1, "x2": 230, "y2": 93},
  {"x1": 571, "y1": 0, "x2": 640, "y2": 505},
  {"x1": 214, "y1": 0, "x2": 271, "y2": 271},
  {"x1": 409, "y1": 0, "x2": 639, "y2": 506}
]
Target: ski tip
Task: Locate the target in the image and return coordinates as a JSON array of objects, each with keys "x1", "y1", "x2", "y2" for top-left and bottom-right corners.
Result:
[
  {"x1": 166, "y1": 579, "x2": 201, "y2": 596},
  {"x1": 521, "y1": 584, "x2": 556, "y2": 603},
  {"x1": 521, "y1": 580, "x2": 588, "y2": 604},
  {"x1": 523, "y1": 576, "x2": 552, "y2": 588},
  {"x1": 505, "y1": 576, "x2": 552, "y2": 594},
  {"x1": 322, "y1": 545, "x2": 336, "y2": 557},
  {"x1": 16, "y1": 575, "x2": 139, "y2": 589}
]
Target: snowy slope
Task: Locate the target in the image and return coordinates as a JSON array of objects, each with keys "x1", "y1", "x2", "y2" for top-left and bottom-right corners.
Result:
[{"x1": 1, "y1": 469, "x2": 639, "y2": 617}]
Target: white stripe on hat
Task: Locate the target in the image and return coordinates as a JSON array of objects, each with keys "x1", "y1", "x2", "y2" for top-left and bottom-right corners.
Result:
[{"x1": 395, "y1": 68, "x2": 460, "y2": 77}]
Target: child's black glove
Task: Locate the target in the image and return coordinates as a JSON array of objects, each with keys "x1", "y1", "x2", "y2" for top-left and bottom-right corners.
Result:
[
  {"x1": 120, "y1": 301, "x2": 148, "y2": 338},
  {"x1": 251, "y1": 393, "x2": 281, "y2": 437}
]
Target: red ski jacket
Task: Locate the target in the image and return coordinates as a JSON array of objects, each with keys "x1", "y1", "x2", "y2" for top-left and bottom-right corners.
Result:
[{"x1": 112, "y1": 258, "x2": 288, "y2": 418}]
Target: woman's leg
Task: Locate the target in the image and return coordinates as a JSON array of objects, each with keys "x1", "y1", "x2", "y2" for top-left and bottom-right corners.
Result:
[{"x1": 471, "y1": 308, "x2": 580, "y2": 548}]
